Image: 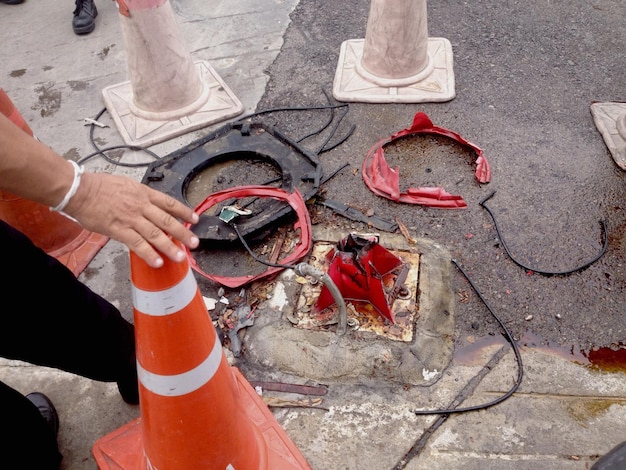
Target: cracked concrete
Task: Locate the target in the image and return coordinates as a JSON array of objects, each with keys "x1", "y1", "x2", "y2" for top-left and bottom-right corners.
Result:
[{"x1": 244, "y1": 228, "x2": 456, "y2": 386}]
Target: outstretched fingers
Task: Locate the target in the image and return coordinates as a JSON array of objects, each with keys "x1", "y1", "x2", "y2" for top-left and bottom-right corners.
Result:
[
  {"x1": 151, "y1": 189, "x2": 199, "y2": 229},
  {"x1": 63, "y1": 172, "x2": 200, "y2": 267},
  {"x1": 133, "y1": 206, "x2": 199, "y2": 268}
]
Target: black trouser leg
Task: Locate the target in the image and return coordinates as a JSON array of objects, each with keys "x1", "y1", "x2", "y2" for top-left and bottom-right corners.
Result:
[
  {"x1": 0, "y1": 219, "x2": 135, "y2": 381},
  {"x1": 0, "y1": 381, "x2": 62, "y2": 469},
  {"x1": 0, "y1": 219, "x2": 136, "y2": 465}
]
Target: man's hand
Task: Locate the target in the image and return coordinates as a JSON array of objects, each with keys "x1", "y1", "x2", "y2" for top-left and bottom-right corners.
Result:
[{"x1": 64, "y1": 171, "x2": 199, "y2": 268}]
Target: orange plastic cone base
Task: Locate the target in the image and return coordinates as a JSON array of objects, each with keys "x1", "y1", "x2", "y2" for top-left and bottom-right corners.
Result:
[
  {"x1": 51, "y1": 229, "x2": 109, "y2": 277},
  {"x1": 92, "y1": 367, "x2": 311, "y2": 470},
  {"x1": 0, "y1": 88, "x2": 32, "y2": 135}
]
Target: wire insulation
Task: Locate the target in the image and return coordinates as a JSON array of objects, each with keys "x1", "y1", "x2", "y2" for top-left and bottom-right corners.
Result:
[
  {"x1": 480, "y1": 191, "x2": 608, "y2": 276},
  {"x1": 413, "y1": 259, "x2": 524, "y2": 415}
]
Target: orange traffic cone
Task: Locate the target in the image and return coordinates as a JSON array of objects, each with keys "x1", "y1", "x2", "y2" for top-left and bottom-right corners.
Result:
[
  {"x1": 92, "y1": 243, "x2": 312, "y2": 469},
  {"x1": 0, "y1": 89, "x2": 108, "y2": 276}
]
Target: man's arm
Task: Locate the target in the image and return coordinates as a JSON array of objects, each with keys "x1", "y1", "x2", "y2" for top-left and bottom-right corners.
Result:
[{"x1": 0, "y1": 113, "x2": 199, "y2": 268}]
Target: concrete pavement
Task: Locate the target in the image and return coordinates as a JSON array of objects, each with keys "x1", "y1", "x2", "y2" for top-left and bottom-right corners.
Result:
[{"x1": 1, "y1": 0, "x2": 626, "y2": 469}]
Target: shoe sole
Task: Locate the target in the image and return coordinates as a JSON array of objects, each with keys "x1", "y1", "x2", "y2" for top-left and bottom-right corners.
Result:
[
  {"x1": 26, "y1": 392, "x2": 60, "y2": 437},
  {"x1": 74, "y1": 23, "x2": 96, "y2": 35}
]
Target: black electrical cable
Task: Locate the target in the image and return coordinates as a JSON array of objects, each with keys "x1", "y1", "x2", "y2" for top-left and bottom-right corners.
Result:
[
  {"x1": 82, "y1": 103, "x2": 353, "y2": 168},
  {"x1": 234, "y1": 206, "x2": 524, "y2": 416},
  {"x1": 80, "y1": 107, "x2": 162, "y2": 167},
  {"x1": 77, "y1": 144, "x2": 161, "y2": 167},
  {"x1": 296, "y1": 89, "x2": 336, "y2": 143},
  {"x1": 230, "y1": 161, "x2": 353, "y2": 267},
  {"x1": 237, "y1": 100, "x2": 355, "y2": 156},
  {"x1": 316, "y1": 104, "x2": 351, "y2": 155},
  {"x1": 236, "y1": 217, "x2": 524, "y2": 415},
  {"x1": 319, "y1": 123, "x2": 356, "y2": 154},
  {"x1": 480, "y1": 191, "x2": 608, "y2": 276},
  {"x1": 413, "y1": 259, "x2": 524, "y2": 416},
  {"x1": 231, "y1": 223, "x2": 297, "y2": 270},
  {"x1": 320, "y1": 162, "x2": 351, "y2": 185},
  {"x1": 235, "y1": 103, "x2": 349, "y2": 123}
]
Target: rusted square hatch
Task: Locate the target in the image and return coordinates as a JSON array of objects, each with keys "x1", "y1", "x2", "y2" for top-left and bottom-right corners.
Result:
[{"x1": 293, "y1": 241, "x2": 420, "y2": 342}]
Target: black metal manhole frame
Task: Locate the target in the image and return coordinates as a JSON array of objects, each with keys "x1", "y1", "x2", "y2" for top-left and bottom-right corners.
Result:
[{"x1": 142, "y1": 121, "x2": 322, "y2": 243}]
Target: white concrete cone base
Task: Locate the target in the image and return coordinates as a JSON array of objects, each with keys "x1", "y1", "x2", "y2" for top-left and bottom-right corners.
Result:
[
  {"x1": 333, "y1": 37, "x2": 455, "y2": 103},
  {"x1": 591, "y1": 102, "x2": 626, "y2": 170},
  {"x1": 102, "y1": 60, "x2": 243, "y2": 147}
]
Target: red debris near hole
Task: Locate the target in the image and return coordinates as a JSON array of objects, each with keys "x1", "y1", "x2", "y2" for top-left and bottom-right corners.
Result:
[
  {"x1": 183, "y1": 186, "x2": 312, "y2": 288},
  {"x1": 362, "y1": 112, "x2": 491, "y2": 208},
  {"x1": 313, "y1": 234, "x2": 405, "y2": 324}
]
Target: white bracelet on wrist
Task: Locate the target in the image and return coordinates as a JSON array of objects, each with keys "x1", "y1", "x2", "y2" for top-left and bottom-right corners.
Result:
[{"x1": 50, "y1": 160, "x2": 84, "y2": 215}]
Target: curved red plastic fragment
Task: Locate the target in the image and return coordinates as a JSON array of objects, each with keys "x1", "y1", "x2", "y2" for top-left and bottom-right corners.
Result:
[
  {"x1": 184, "y1": 186, "x2": 312, "y2": 288},
  {"x1": 362, "y1": 112, "x2": 491, "y2": 208}
]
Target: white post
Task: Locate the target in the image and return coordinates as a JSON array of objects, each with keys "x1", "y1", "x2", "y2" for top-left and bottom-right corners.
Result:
[
  {"x1": 333, "y1": 0, "x2": 455, "y2": 103},
  {"x1": 103, "y1": 0, "x2": 243, "y2": 147}
]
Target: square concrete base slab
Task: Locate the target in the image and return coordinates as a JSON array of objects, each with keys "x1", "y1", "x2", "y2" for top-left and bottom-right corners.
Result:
[
  {"x1": 243, "y1": 229, "x2": 457, "y2": 386},
  {"x1": 591, "y1": 102, "x2": 626, "y2": 170},
  {"x1": 102, "y1": 60, "x2": 244, "y2": 148},
  {"x1": 332, "y1": 38, "x2": 455, "y2": 103}
]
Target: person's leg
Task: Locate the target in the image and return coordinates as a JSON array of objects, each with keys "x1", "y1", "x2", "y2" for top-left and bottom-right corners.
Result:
[
  {"x1": 0, "y1": 219, "x2": 137, "y2": 402},
  {"x1": 0, "y1": 381, "x2": 62, "y2": 469},
  {"x1": 72, "y1": 0, "x2": 97, "y2": 35}
]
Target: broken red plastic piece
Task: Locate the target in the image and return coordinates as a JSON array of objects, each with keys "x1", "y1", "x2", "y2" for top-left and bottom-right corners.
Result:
[
  {"x1": 314, "y1": 234, "x2": 404, "y2": 323},
  {"x1": 183, "y1": 186, "x2": 311, "y2": 288},
  {"x1": 113, "y1": 0, "x2": 130, "y2": 17},
  {"x1": 362, "y1": 112, "x2": 491, "y2": 208}
]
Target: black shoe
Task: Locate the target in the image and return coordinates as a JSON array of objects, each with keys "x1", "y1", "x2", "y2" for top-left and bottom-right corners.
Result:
[
  {"x1": 1, "y1": 0, "x2": 25, "y2": 4},
  {"x1": 26, "y1": 392, "x2": 60, "y2": 437},
  {"x1": 592, "y1": 441, "x2": 626, "y2": 469},
  {"x1": 72, "y1": 0, "x2": 97, "y2": 35},
  {"x1": 116, "y1": 361, "x2": 140, "y2": 405}
]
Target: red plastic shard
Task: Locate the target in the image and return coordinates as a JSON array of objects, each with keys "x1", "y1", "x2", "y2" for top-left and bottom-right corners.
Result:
[
  {"x1": 362, "y1": 112, "x2": 491, "y2": 208},
  {"x1": 314, "y1": 234, "x2": 404, "y2": 323}
]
